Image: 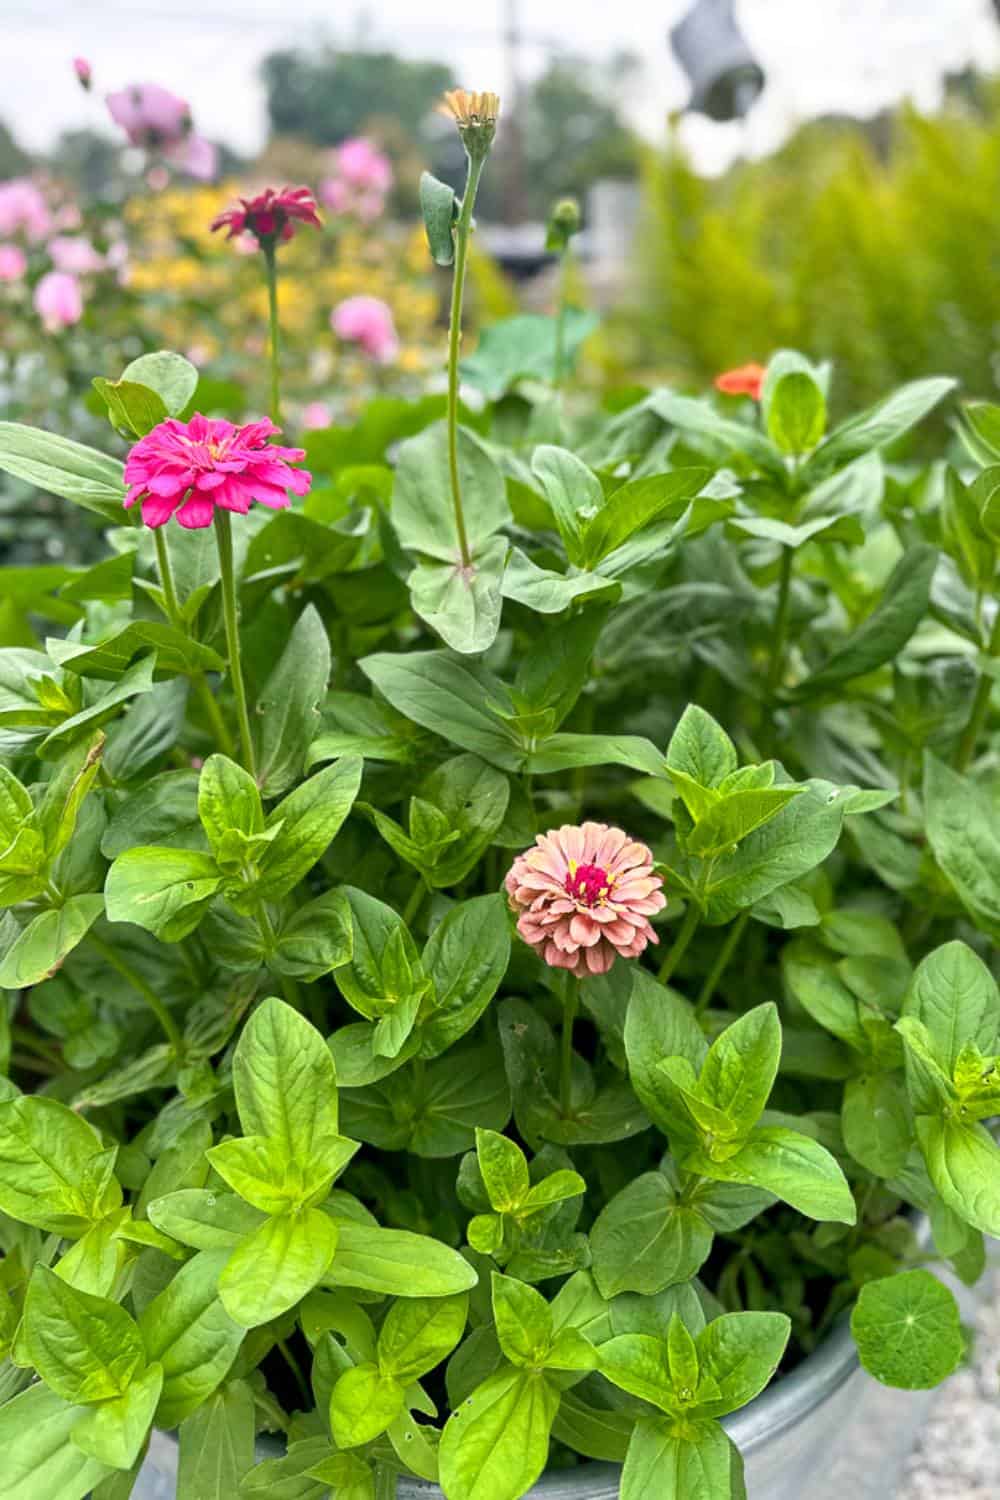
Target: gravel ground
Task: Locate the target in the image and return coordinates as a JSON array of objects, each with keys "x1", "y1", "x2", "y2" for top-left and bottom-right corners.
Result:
[{"x1": 901, "y1": 1272, "x2": 1000, "y2": 1499}]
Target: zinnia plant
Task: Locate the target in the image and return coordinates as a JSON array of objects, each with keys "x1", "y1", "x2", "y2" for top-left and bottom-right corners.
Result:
[{"x1": 0, "y1": 127, "x2": 998, "y2": 1500}]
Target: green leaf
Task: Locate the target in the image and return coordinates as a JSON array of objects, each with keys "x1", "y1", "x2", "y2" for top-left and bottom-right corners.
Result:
[
  {"x1": 121, "y1": 351, "x2": 199, "y2": 415},
  {"x1": 580, "y1": 469, "x2": 711, "y2": 568},
  {"x1": 619, "y1": 1415, "x2": 745, "y2": 1500},
  {"x1": 139, "y1": 1249, "x2": 245, "y2": 1428},
  {"x1": 177, "y1": 1379, "x2": 256, "y2": 1500},
  {"x1": 219, "y1": 1208, "x2": 338, "y2": 1328},
  {"x1": 233, "y1": 997, "x2": 339, "y2": 1160},
  {"x1": 379, "y1": 1292, "x2": 469, "y2": 1382},
  {"x1": 419, "y1": 171, "x2": 457, "y2": 265},
  {"x1": 361, "y1": 650, "x2": 521, "y2": 770},
  {"x1": 438, "y1": 1365, "x2": 560, "y2": 1500},
  {"x1": 687, "y1": 787, "x2": 804, "y2": 857},
  {"x1": 685, "y1": 1125, "x2": 856, "y2": 1225},
  {"x1": 492, "y1": 1274, "x2": 554, "y2": 1366},
  {"x1": 598, "y1": 1333, "x2": 674, "y2": 1411},
  {"x1": 459, "y1": 311, "x2": 598, "y2": 400},
  {"x1": 649, "y1": 388, "x2": 782, "y2": 473},
  {"x1": 271, "y1": 889, "x2": 354, "y2": 981},
  {"x1": 624, "y1": 969, "x2": 707, "y2": 1136},
  {"x1": 408, "y1": 537, "x2": 507, "y2": 655},
  {"x1": 92, "y1": 377, "x2": 169, "y2": 439},
  {"x1": 923, "y1": 754, "x2": 1000, "y2": 943},
  {"x1": 304, "y1": 1452, "x2": 375, "y2": 1498},
  {"x1": 147, "y1": 1190, "x2": 266, "y2": 1252},
  {"x1": 72, "y1": 1361, "x2": 163, "y2": 1470},
  {"x1": 420, "y1": 755, "x2": 510, "y2": 888},
  {"x1": 0, "y1": 422, "x2": 126, "y2": 520},
  {"x1": 476, "y1": 1127, "x2": 529, "y2": 1211},
  {"x1": 851, "y1": 1270, "x2": 964, "y2": 1389},
  {"x1": 327, "y1": 1221, "x2": 478, "y2": 1298},
  {"x1": 916, "y1": 1115, "x2": 1000, "y2": 1236},
  {"x1": 40, "y1": 655, "x2": 158, "y2": 755},
  {"x1": 500, "y1": 548, "x2": 621, "y2": 613},
  {"x1": 104, "y1": 846, "x2": 222, "y2": 941},
  {"x1": 330, "y1": 1362, "x2": 405, "y2": 1448},
  {"x1": 729, "y1": 513, "x2": 864, "y2": 549},
  {"x1": 766, "y1": 371, "x2": 826, "y2": 454},
  {"x1": 420, "y1": 894, "x2": 511, "y2": 1057},
  {"x1": 51, "y1": 623, "x2": 224, "y2": 681},
  {"x1": 666, "y1": 705, "x2": 737, "y2": 788},
  {"x1": 810, "y1": 376, "x2": 956, "y2": 469},
  {"x1": 842, "y1": 1073, "x2": 912, "y2": 1178},
  {"x1": 530, "y1": 445, "x2": 604, "y2": 564},
  {"x1": 695, "y1": 1310, "x2": 791, "y2": 1417},
  {"x1": 0, "y1": 1382, "x2": 110, "y2": 1500},
  {"x1": 393, "y1": 423, "x2": 509, "y2": 560},
  {"x1": 255, "y1": 606, "x2": 331, "y2": 798},
  {"x1": 590, "y1": 1170, "x2": 712, "y2": 1298},
  {"x1": 698, "y1": 1004, "x2": 782, "y2": 1134},
  {"x1": 256, "y1": 757, "x2": 363, "y2": 899},
  {"x1": 22, "y1": 1265, "x2": 144, "y2": 1404},
  {"x1": 0, "y1": 1094, "x2": 118, "y2": 1234},
  {"x1": 789, "y1": 546, "x2": 938, "y2": 699},
  {"x1": 0, "y1": 894, "x2": 104, "y2": 989}
]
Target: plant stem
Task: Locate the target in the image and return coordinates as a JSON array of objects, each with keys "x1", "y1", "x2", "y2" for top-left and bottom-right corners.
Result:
[
  {"x1": 695, "y1": 912, "x2": 749, "y2": 1016},
  {"x1": 767, "y1": 545, "x2": 794, "y2": 694},
  {"x1": 85, "y1": 932, "x2": 183, "y2": 1053},
  {"x1": 277, "y1": 1338, "x2": 310, "y2": 1408},
  {"x1": 955, "y1": 606, "x2": 1000, "y2": 770},
  {"x1": 559, "y1": 973, "x2": 579, "y2": 1117},
  {"x1": 155, "y1": 518, "x2": 234, "y2": 758},
  {"x1": 553, "y1": 246, "x2": 572, "y2": 391},
  {"x1": 263, "y1": 242, "x2": 281, "y2": 424},
  {"x1": 255, "y1": 903, "x2": 302, "y2": 1011},
  {"x1": 213, "y1": 508, "x2": 256, "y2": 780},
  {"x1": 446, "y1": 154, "x2": 486, "y2": 572},
  {"x1": 657, "y1": 900, "x2": 701, "y2": 986},
  {"x1": 402, "y1": 876, "x2": 427, "y2": 928}
]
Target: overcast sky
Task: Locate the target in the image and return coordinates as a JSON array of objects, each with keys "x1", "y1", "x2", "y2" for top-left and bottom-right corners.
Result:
[{"x1": 6, "y1": 0, "x2": 1000, "y2": 173}]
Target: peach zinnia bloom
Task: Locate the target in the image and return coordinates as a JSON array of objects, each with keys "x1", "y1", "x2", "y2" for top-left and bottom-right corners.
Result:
[
  {"x1": 715, "y1": 362, "x2": 766, "y2": 400},
  {"x1": 506, "y1": 823, "x2": 665, "y2": 979}
]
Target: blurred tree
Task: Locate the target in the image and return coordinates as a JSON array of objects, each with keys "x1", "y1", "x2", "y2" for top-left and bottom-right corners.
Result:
[
  {"x1": 48, "y1": 130, "x2": 120, "y2": 197},
  {"x1": 0, "y1": 119, "x2": 31, "y2": 178},
  {"x1": 261, "y1": 49, "x2": 454, "y2": 147}
]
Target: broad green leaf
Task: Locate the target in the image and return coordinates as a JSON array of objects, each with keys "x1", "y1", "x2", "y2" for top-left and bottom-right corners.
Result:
[
  {"x1": 360, "y1": 650, "x2": 521, "y2": 770},
  {"x1": 219, "y1": 1209, "x2": 339, "y2": 1328},
  {"x1": 72, "y1": 1361, "x2": 163, "y2": 1470},
  {"x1": 842, "y1": 1073, "x2": 911, "y2": 1178},
  {"x1": 334, "y1": 886, "x2": 424, "y2": 1021},
  {"x1": 22, "y1": 1265, "x2": 144, "y2": 1404},
  {"x1": 530, "y1": 445, "x2": 603, "y2": 563},
  {"x1": 305, "y1": 1451, "x2": 375, "y2": 1498},
  {"x1": 666, "y1": 705, "x2": 737, "y2": 788},
  {"x1": 420, "y1": 755, "x2": 510, "y2": 888},
  {"x1": 40, "y1": 656, "x2": 158, "y2": 755},
  {"x1": 580, "y1": 468, "x2": 710, "y2": 568},
  {"x1": 598, "y1": 1333, "x2": 673, "y2": 1411},
  {"x1": 923, "y1": 754, "x2": 1000, "y2": 942},
  {"x1": 330, "y1": 1362, "x2": 405, "y2": 1448},
  {"x1": 92, "y1": 377, "x2": 169, "y2": 439},
  {"x1": 0, "y1": 1094, "x2": 119, "y2": 1234},
  {"x1": 619, "y1": 1415, "x2": 745, "y2": 1500},
  {"x1": 176, "y1": 1379, "x2": 255, "y2": 1500},
  {"x1": 687, "y1": 787, "x2": 804, "y2": 857},
  {"x1": 590, "y1": 1171, "x2": 712, "y2": 1298},
  {"x1": 379, "y1": 1292, "x2": 469, "y2": 1382},
  {"x1": 104, "y1": 845, "x2": 221, "y2": 942},
  {"x1": 239, "y1": 1436, "x2": 330, "y2": 1500},
  {"x1": 327, "y1": 1221, "x2": 478, "y2": 1298},
  {"x1": 147, "y1": 1190, "x2": 266, "y2": 1251},
  {"x1": 255, "y1": 605, "x2": 331, "y2": 798},
  {"x1": 500, "y1": 548, "x2": 621, "y2": 613},
  {"x1": 393, "y1": 424, "x2": 510, "y2": 560},
  {"x1": 624, "y1": 969, "x2": 707, "y2": 1136},
  {"x1": 271, "y1": 889, "x2": 353, "y2": 981},
  {"x1": 420, "y1": 894, "x2": 511, "y2": 1056},
  {"x1": 0, "y1": 894, "x2": 104, "y2": 989},
  {"x1": 492, "y1": 1274, "x2": 553, "y2": 1367},
  {"x1": 139, "y1": 1249, "x2": 245, "y2": 1428},
  {"x1": 903, "y1": 941, "x2": 999, "y2": 1071},
  {"x1": 810, "y1": 376, "x2": 956, "y2": 469},
  {"x1": 685, "y1": 1126, "x2": 856, "y2": 1225},
  {"x1": 851, "y1": 1270, "x2": 963, "y2": 1389},
  {"x1": 197, "y1": 755, "x2": 263, "y2": 855},
  {"x1": 695, "y1": 1311, "x2": 790, "y2": 1417},
  {"x1": 766, "y1": 371, "x2": 826, "y2": 454},
  {"x1": 419, "y1": 171, "x2": 457, "y2": 265},
  {"x1": 0, "y1": 1381, "x2": 110, "y2": 1500},
  {"x1": 408, "y1": 536, "x2": 507, "y2": 655},
  {"x1": 460, "y1": 310, "x2": 598, "y2": 400},
  {"x1": 121, "y1": 351, "x2": 199, "y2": 415},
  {"x1": 916, "y1": 1115, "x2": 1000, "y2": 1236},
  {"x1": 100, "y1": 769, "x2": 201, "y2": 858},
  {"x1": 50, "y1": 625, "x2": 223, "y2": 682},
  {"x1": 232, "y1": 997, "x2": 339, "y2": 1160},
  {"x1": 256, "y1": 757, "x2": 363, "y2": 899},
  {"x1": 438, "y1": 1365, "x2": 560, "y2": 1500},
  {"x1": 0, "y1": 422, "x2": 126, "y2": 520},
  {"x1": 476, "y1": 1128, "x2": 530, "y2": 1211},
  {"x1": 649, "y1": 389, "x2": 782, "y2": 473},
  {"x1": 698, "y1": 1004, "x2": 781, "y2": 1133}
]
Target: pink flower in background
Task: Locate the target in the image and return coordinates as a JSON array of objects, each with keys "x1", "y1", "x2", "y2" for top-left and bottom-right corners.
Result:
[
  {"x1": 505, "y1": 823, "x2": 666, "y2": 978},
  {"x1": 0, "y1": 245, "x2": 26, "y2": 282},
  {"x1": 47, "y1": 235, "x2": 104, "y2": 274},
  {"x1": 106, "y1": 83, "x2": 190, "y2": 148},
  {"x1": 301, "y1": 402, "x2": 332, "y2": 430},
  {"x1": 73, "y1": 57, "x2": 92, "y2": 90},
  {"x1": 34, "y1": 271, "x2": 83, "y2": 331},
  {"x1": 123, "y1": 414, "x2": 312, "y2": 529},
  {"x1": 319, "y1": 177, "x2": 350, "y2": 215},
  {"x1": 211, "y1": 186, "x2": 321, "y2": 247},
  {"x1": 165, "y1": 134, "x2": 218, "y2": 182},
  {"x1": 0, "y1": 179, "x2": 51, "y2": 242},
  {"x1": 319, "y1": 138, "x2": 393, "y2": 220},
  {"x1": 331, "y1": 296, "x2": 399, "y2": 363}
]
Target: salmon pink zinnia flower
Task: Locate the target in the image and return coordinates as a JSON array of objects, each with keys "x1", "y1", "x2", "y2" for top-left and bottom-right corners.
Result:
[
  {"x1": 123, "y1": 414, "x2": 311, "y2": 530},
  {"x1": 715, "y1": 362, "x2": 767, "y2": 400},
  {"x1": 506, "y1": 823, "x2": 666, "y2": 979},
  {"x1": 210, "y1": 186, "x2": 321, "y2": 248}
]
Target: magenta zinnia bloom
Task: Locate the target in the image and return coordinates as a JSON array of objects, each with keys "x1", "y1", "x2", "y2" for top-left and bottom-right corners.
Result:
[
  {"x1": 506, "y1": 822, "x2": 666, "y2": 979},
  {"x1": 123, "y1": 414, "x2": 311, "y2": 530},
  {"x1": 210, "y1": 186, "x2": 321, "y2": 247}
]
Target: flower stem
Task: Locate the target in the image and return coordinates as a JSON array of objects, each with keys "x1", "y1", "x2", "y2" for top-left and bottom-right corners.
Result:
[
  {"x1": 85, "y1": 932, "x2": 183, "y2": 1053},
  {"x1": 446, "y1": 154, "x2": 486, "y2": 572},
  {"x1": 155, "y1": 522, "x2": 234, "y2": 757},
  {"x1": 213, "y1": 508, "x2": 256, "y2": 780},
  {"x1": 402, "y1": 876, "x2": 427, "y2": 928},
  {"x1": 767, "y1": 545, "x2": 794, "y2": 694},
  {"x1": 657, "y1": 900, "x2": 701, "y2": 986},
  {"x1": 695, "y1": 911, "x2": 749, "y2": 1016},
  {"x1": 955, "y1": 605, "x2": 1000, "y2": 770},
  {"x1": 263, "y1": 242, "x2": 281, "y2": 424},
  {"x1": 559, "y1": 973, "x2": 579, "y2": 1117},
  {"x1": 553, "y1": 246, "x2": 572, "y2": 391}
]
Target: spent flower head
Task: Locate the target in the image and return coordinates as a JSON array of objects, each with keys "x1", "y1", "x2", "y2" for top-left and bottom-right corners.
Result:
[
  {"x1": 439, "y1": 89, "x2": 500, "y2": 161},
  {"x1": 506, "y1": 822, "x2": 665, "y2": 979},
  {"x1": 210, "y1": 186, "x2": 321, "y2": 250},
  {"x1": 123, "y1": 413, "x2": 311, "y2": 530}
]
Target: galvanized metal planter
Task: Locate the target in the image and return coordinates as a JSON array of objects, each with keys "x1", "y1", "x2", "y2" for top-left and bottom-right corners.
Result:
[{"x1": 133, "y1": 1310, "x2": 941, "y2": 1500}]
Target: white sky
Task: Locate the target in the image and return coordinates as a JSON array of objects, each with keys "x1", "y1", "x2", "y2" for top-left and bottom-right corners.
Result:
[{"x1": 4, "y1": 0, "x2": 1000, "y2": 174}]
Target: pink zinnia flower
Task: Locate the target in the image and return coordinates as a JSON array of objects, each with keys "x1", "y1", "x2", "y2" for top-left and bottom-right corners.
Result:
[
  {"x1": 337, "y1": 138, "x2": 393, "y2": 194},
  {"x1": 505, "y1": 822, "x2": 666, "y2": 979},
  {"x1": 0, "y1": 179, "x2": 51, "y2": 242},
  {"x1": 331, "y1": 295, "x2": 399, "y2": 364},
  {"x1": 73, "y1": 57, "x2": 92, "y2": 90},
  {"x1": 34, "y1": 271, "x2": 83, "y2": 331},
  {"x1": 301, "y1": 401, "x2": 332, "y2": 430},
  {"x1": 106, "y1": 83, "x2": 190, "y2": 149},
  {"x1": 210, "y1": 186, "x2": 321, "y2": 247},
  {"x1": 0, "y1": 245, "x2": 26, "y2": 282},
  {"x1": 123, "y1": 414, "x2": 311, "y2": 530},
  {"x1": 47, "y1": 235, "x2": 103, "y2": 275},
  {"x1": 165, "y1": 134, "x2": 217, "y2": 182}
]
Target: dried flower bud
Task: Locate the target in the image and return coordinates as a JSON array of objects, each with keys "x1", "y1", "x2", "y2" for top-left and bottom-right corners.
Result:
[{"x1": 439, "y1": 89, "x2": 500, "y2": 162}]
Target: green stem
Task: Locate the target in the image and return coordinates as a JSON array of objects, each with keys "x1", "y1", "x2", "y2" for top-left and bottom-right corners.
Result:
[
  {"x1": 277, "y1": 1338, "x2": 310, "y2": 1408},
  {"x1": 153, "y1": 527, "x2": 181, "y2": 622},
  {"x1": 214, "y1": 508, "x2": 256, "y2": 780},
  {"x1": 85, "y1": 932, "x2": 183, "y2": 1053},
  {"x1": 767, "y1": 545, "x2": 794, "y2": 694},
  {"x1": 446, "y1": 154, "x2": 486, "y2": 571},
  {"x1": 553, "y1": 247, "x2": 572, "y2": 391},
  {"x1": 559, "y1": 973, "x2": 579, "y2": 1117},
  {"x1": 263, "y1": 242, "x2": 281, "y2": 424},
  {"x1": 192, "y1": 674, "x2": 236, "y2": 759},
  {"x1": 657, "y1": 901, "x2": 701, "y2": 986},
  {"x1": 695, "y1": 912, "x2": 749, "y2": 1016},
  {"x1": 402, "y1": 876, "x2": 427, "y2": 928},
  {"x1": 155, "y1": 517, "x2": 234, "y2": 757},
  {"x1": 256, "y1": 903, "x2": 302, "y2": 1010},
  {"x1": 955, "y1": 606, "x2": 1000, "y2": 770}
]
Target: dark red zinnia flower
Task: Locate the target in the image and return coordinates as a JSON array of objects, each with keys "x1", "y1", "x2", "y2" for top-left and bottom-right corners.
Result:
[{"x1": 210, "y1": 185, "x2": 322, "y2": 247}]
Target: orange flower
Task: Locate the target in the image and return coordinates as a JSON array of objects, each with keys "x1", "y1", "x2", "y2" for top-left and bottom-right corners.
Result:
[{"x1": 715, "y1": 362, "x2": 767, "y2": 400}]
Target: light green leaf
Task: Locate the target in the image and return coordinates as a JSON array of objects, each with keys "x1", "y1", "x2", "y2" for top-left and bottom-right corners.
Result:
[
  {"x1": 233, "y1": 997, "x2": 339, "y2": 1160},
  {"x1": 0, "y1": 1094, "x2": 118, "y2": 1234},
  {"x1": 903, "y1": 940, "x2": 998, "y2": 1071},
  {"x1": 766, "y1": 371, "x2": 826, "y2": 454},
  {"x1": 842, "y1": 1073, "x2": 912, "y2": 1178},
  {"x1": 580, "y1": 469, "x2": 710, "y2": 568},
  {"x1": 139, "y1": 1249, "x2": 245, "y2": 1428},
  {"x1": 121, "y1": 351, "x2": 199, "y2": 415},
  {"x1": 255, "y1": 605, "x2": 331, "y2": 798},
  {"x1": 0, "y1": 1382, "x2": 110, "y2": 1500},
  {"x1": 590, "y1": 1172, "x2": 712, "y2": 1298},
  {"x1": 0, "y1": 422, "x2": 126, "y2": 520},
  {"x1": 492, "y1": 1274, "x2": 553, "y2": 1367},
  {"x1": 271, "y1": 889, "x2": 354, "y2": 981},
  {"x1": 0, "y1": 894, "x2": 104, "y2": 989},
  {"x1": 698, "y1": 1004, "x2": 781, "y2": 1134},
  {"x1": 851, "y1": 1270, "x2": 964, "y2": 1389},
  {"x1": 619, "y1": 1415, "x2": 745, "y2": 1500},
  {"x1": 327, "y1": 1221, "x2": 478, "y2": 1298},
  {"x1": 438, "y1": 1365, "x2": 560, "y2": 1500},
  {"x1": 219, "y1": 1208, "x2": 339, "y2": 1328},
  {"x1": 695, "y1": 1310, "x2": 791, "y2": 1417},
  {"x1": 176, "y1": 1379, "x2": 256, "y2": 1500},
  {"x1": 329, "y1": 1362, "x2": 405, "y2": 1448},
  {"x1": 685, "y1": 1125, "x2": 856, "y2": 1225},
  {"x1": 420, "y1": 894, "x2": 511, "y2": 1057},
  {"x1": 916, "y1": 1115, "x2": 1000, "y2": 1236},
  {"x1": 72, "y1": 1362, "x2": 163, "y2": 1470},
  {"x1": 22, "y1": 1265, "x2": 144, "y2": 1404},
  {"x1": 104, "y1": 846, "x2": 221, "y2": 941},
  {"x1": 923, "y1": 754, "x2": 1000, "y2": 942},
  {"x1": 419, "y1": 171, "x2": 457, "y2": 265},
  {"x1": 379, "y1": 1292, "x2": 469, "y2": 1382},
  {"x1": 408, "y1": 536, "x2": 507, "y2": 655},
  {"x1": 92, "y1": 378, "x2": 169, "y2": 439},
  {"x1": 393, "y1": 423, "x2": 510, "y2": 560},
  {"x1": 256, "y1": 757, "x2": 363, "y2": 899},
  {"x1": 666, "y1": 705, "x2": 737, "y2": 788}
]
